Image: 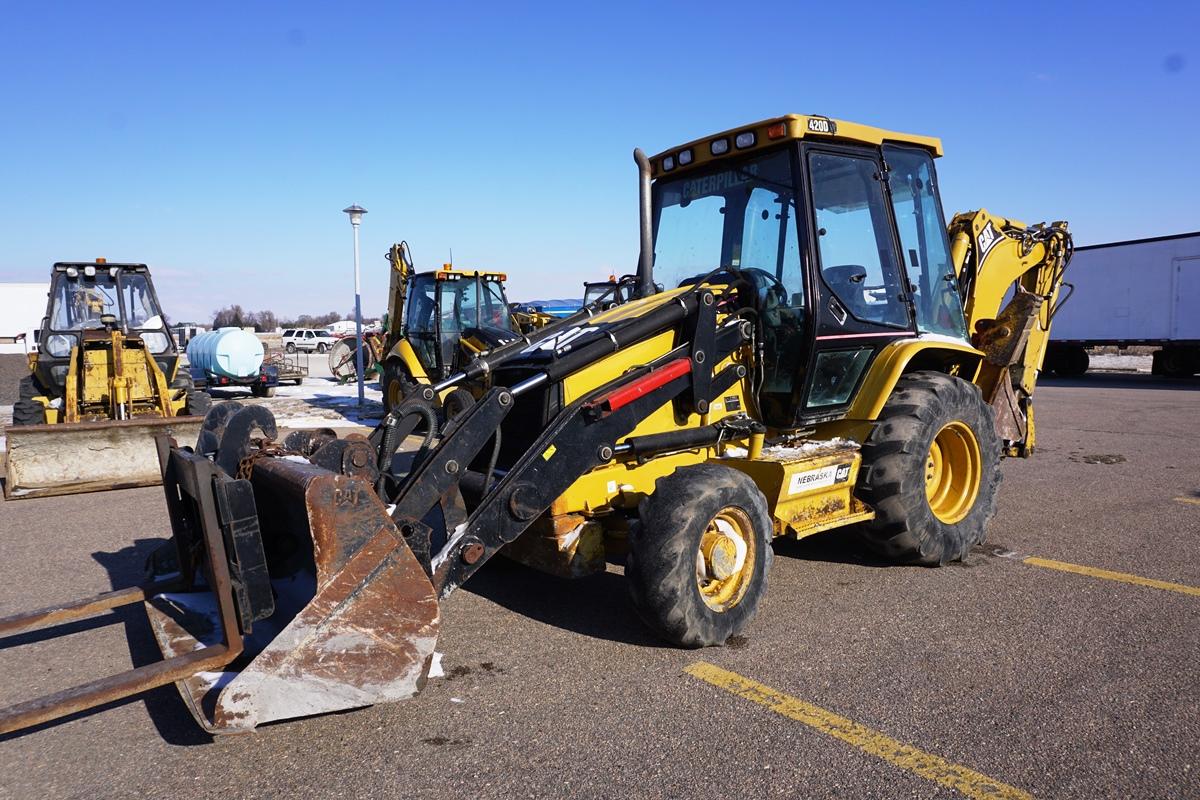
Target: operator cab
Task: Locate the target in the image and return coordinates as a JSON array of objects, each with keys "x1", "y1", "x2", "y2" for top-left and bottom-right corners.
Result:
[
  {"x1": 583, "y1": 275, "x2": 638, "y2": 309},
  {"x1": 37, "y1": 262, "x2": 178, "y2": 393},
  {"x1": 649, "y1": 115, "x2": 969, "y2": 428},
  {"x1": 403, "y1": 269, "x2": 519, "y2": 380}
]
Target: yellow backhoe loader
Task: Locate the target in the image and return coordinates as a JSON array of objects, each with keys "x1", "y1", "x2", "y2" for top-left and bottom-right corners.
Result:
[
  {"x1": 0, "y1": 115, "x2": 1071, "y2": 735},
  {"x1": 4, "y1": 261, "x2": 210, "y2": 499},
  {"x1": 377, "y1": 242, "x2": 524, "y2": 414}
]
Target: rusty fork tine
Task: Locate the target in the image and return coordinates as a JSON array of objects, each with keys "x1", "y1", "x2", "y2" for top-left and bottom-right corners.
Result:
[
  {"x1": 0, "y1": 586, "x2": 156, "y2": 639},
  {"x1": 0, "y1": 643, "x2": 237, "y2": 735}
]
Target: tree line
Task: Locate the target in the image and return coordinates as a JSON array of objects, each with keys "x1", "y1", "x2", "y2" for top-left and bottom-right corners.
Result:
[{"x1": 210, "y1": 305, "x2": 345, "y2": 331}]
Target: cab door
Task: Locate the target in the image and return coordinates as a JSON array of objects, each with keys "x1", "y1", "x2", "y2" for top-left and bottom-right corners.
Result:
[{"x1": 798, "y1": 143, "x2": 914, "y2": 422}]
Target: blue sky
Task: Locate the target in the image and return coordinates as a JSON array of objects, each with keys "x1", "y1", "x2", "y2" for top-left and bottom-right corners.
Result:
[{"x1": 0, "y1": 1, "x2": 1196, "y2": 323}]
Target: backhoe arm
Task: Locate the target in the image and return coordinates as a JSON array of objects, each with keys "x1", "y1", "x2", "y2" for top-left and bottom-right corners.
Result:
[{"x1": 948, "y1": 209, "x2": 1073, "y2": 455}]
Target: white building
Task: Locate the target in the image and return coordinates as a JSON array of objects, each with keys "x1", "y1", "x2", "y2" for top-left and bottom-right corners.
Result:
[{"x1": 0, "y1": 282, "x2": 50, "y2": 354}]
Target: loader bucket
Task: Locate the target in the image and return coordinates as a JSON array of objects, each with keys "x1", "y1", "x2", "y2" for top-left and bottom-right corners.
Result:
[
  {"x1": 147, "y1": 447, "x2": 441, "y2": 733},
  {"x1": 2, "y1": 416, "x2": 204, "y2": 500},
  {"x1": 0, "y1": 410, "x2": 440, "y2": 735}
]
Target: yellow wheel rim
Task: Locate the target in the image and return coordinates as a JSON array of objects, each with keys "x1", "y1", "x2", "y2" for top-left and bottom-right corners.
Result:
[
  {"x1": 386, "y1": 378, "x2": 404, "y2": 411},
  {"x1": 696, "y1": 507, "x2": 756, "y2": 611},
  {"x1": 924, "y1": 421, "x2": 982, "y2": 524}
]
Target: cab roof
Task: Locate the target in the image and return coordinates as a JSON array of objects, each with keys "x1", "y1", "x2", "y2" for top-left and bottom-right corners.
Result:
[
  {"x1": 421, "y1": 267, "x2": 508, "y2": 282},
  {"x1": 650, "y1": 114, "x2": 942, "y2": 179},
  {"x1": 52, "y1": 261, "x2": 148, "y2": 272}
]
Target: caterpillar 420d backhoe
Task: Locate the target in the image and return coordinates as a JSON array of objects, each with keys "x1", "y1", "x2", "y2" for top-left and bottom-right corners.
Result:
[
  {"x1": 4, "y1": 261, "x2": 210, "y2": 499},
  {"x1": 0, "y1": 115, "x2": 1071, "y2": 735}
]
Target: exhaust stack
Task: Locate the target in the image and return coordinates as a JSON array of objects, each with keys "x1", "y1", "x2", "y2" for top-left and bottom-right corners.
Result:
[{"x1": 634, "y1": 148, "x2": 654, "y2": 299}]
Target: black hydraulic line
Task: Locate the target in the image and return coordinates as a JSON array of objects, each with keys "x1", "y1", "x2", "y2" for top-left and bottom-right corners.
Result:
[
  {"x1": 613, "y1": 414, "x2": 765, "y2": 460},
  {"x1": 614, "y1": 424, "x2": 724, "y2": 458}
]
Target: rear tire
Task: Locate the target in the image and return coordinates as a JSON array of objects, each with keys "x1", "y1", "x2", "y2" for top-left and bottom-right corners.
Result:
[
  {"x1": 382, "y1": 360, "x2": 416, "y2": 414},
  {"x1": 285, "y1": 342, "x2": 296, "y2": 353},
  {"x1": 13, "y1": 376, "x2": 46, "y2": 426},
  {"x1": 857, "y1": 371, "x2": 1001, "y2": 565},
  {"x1": 627, "y1": 464, "x2": 773, "y2": 647},
  {"x1": 185, "y1": 389, "x2": 212, "y2": 416},
  {"x1": 317, "y1": 342, "x2": 328, "y2": 354},
  {"x1": 442, "y1": 388, "x2": 476, "y2": 422}
]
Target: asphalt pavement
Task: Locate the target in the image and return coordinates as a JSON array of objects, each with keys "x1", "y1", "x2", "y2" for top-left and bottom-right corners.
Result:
[{"x1": 1, "y1": 373, "x2": 1197, "y2": 799}]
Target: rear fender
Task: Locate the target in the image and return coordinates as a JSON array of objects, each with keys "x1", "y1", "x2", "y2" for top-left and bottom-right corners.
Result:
[
  {"x1": 386, "y1": 339, "x2": 430, "y2": 384},
  {"x1": 842, "y1": 338, "x2": 983, "y2": 422}
]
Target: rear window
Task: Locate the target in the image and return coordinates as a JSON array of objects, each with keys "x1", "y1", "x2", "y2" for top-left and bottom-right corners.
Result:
[{"x1": 283, "y1": 329, "x2": 295, "y2": 337}]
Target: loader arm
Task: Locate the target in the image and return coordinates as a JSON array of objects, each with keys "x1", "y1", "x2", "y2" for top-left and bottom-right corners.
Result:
[{"x1": 949, "y1": 209, "x2": 1073, "y2": 454}]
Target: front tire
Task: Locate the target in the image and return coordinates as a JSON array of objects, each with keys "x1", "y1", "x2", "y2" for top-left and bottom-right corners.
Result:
[
  {"x1": 13, "y1": 376, "x2": 46, "y2": 426},
  {"x1": 627, "y1": 464, "x2": 773, "y2": 647},
  {"x1": 185, "y1": 389, "x2": 213, "y2": 416},
  {"x1": 857, "y1": 371, "x2": 1001, "y2": 565}
]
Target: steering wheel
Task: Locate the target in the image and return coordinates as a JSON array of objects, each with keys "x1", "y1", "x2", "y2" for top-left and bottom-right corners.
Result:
[{"x1": 738, "y1": 268, "x2": 790, "y2": 312}]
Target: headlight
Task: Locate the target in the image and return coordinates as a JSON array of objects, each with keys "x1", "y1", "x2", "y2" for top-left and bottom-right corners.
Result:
[
  {"x1": 141, "y1": 332, "x2": 170, "y2": 354},
  {"x1": 677, "y1": 149, "x2": 693, "y2": 166},
  {"x1": 735, "y1": 131, "x2": 756, "y2": 149},
  {"x1": 710, "y1": 138, "x2": 729, "y2": 155},
  {"x1": 46, "y1": 335, "x2": 76, "y2": 357}
]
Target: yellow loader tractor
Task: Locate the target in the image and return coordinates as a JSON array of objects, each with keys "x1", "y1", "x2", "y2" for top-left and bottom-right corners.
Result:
[
  {"x1": 377, "y1": 242, "x2": 523, "y2": 414},
  {"x1": 4, "y1": 261, "x2": 210, "y2": 499},
  {"x1": 0, "y1": 115, "x2": 1071, "y2": 735}
]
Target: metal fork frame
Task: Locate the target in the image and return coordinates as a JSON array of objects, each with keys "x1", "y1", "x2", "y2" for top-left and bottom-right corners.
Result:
[{"x1": 0, "y1": 440, "x2": 244, "y2": 735}]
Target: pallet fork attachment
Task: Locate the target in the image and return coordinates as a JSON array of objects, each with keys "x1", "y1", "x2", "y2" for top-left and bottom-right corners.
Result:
[{"x1": 0, "y1": 405, "x2": 440, "y2": 735}]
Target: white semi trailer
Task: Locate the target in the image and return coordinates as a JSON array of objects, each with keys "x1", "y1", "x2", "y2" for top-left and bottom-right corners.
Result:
[{"x1": 1046, "y1": 231, "x2": 1200, "y2": 377}]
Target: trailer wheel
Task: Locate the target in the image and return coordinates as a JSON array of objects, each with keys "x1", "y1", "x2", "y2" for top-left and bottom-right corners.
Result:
[
  {"x1": 857, "y1": 371, "x2": 1001, "y2": 565},
  {"x1": 1155, "y1": 347, "x2": 1198, "y2": 378},
  {"x1": 12, "y1": 376, "x2": 46, "y2": 426},
  {"x1": 251, "y1": 384, "x2": 276, "y2": 398},
  {"x1": 627, "y1": 464, "x2": 773, "y2": 647},
  {"x1": 1057, "y1": 346, "x2": 1089, "y2": 378},
  {"x1": 185, "y1": 390, "x2": 213, "y2": 416}
]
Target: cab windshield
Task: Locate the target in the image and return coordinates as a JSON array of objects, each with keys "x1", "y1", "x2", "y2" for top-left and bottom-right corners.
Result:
[
  {"x1": 651, "y1": 148, "x2": 803, "y2": 306},
  {"x1": 652, "y1": 148, "x2": 807, "y2": 413},
  {"x1": 49, "y1": 271, "x2": 163, "y2": 331}
]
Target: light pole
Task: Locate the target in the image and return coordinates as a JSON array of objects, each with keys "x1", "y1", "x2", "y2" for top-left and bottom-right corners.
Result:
[{"x1": 343, "y1": 204, "x2": 367, "y2": 407}]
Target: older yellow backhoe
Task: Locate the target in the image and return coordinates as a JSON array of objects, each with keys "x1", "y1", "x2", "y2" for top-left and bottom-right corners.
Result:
[
  {"x1": 0, "y1": 115, "x2": 1070, "y2": 734},
  {"x1": 4, "y1": 261, "x2": 209, "y2": 499}
]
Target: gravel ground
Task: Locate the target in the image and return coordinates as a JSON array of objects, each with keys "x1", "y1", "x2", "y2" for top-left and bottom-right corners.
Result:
[{"x1": 0, "y1": 354, "x2": 27, "y2": 405}]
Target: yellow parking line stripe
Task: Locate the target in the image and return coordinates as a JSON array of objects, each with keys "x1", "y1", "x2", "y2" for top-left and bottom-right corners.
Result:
[
  {"x1": 1173, "y1": 496, "x2": 1200, "y2": 506},
  {"x1": 684, "y1": 661, "x2": 1031, "y2": 800},
  {"x1": 1023, "y1": 556, "x2": 1200, "y2": 597}
]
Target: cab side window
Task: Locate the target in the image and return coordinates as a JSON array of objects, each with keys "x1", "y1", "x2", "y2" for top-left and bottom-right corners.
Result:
[{"x1": 809, "y1": 152, "x2": 908, "y2": 328}]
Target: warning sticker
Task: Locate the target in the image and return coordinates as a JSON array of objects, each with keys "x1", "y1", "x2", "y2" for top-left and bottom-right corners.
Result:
[{"x1": 787, "y1": 463, "x2": 852, "y2": 495}]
